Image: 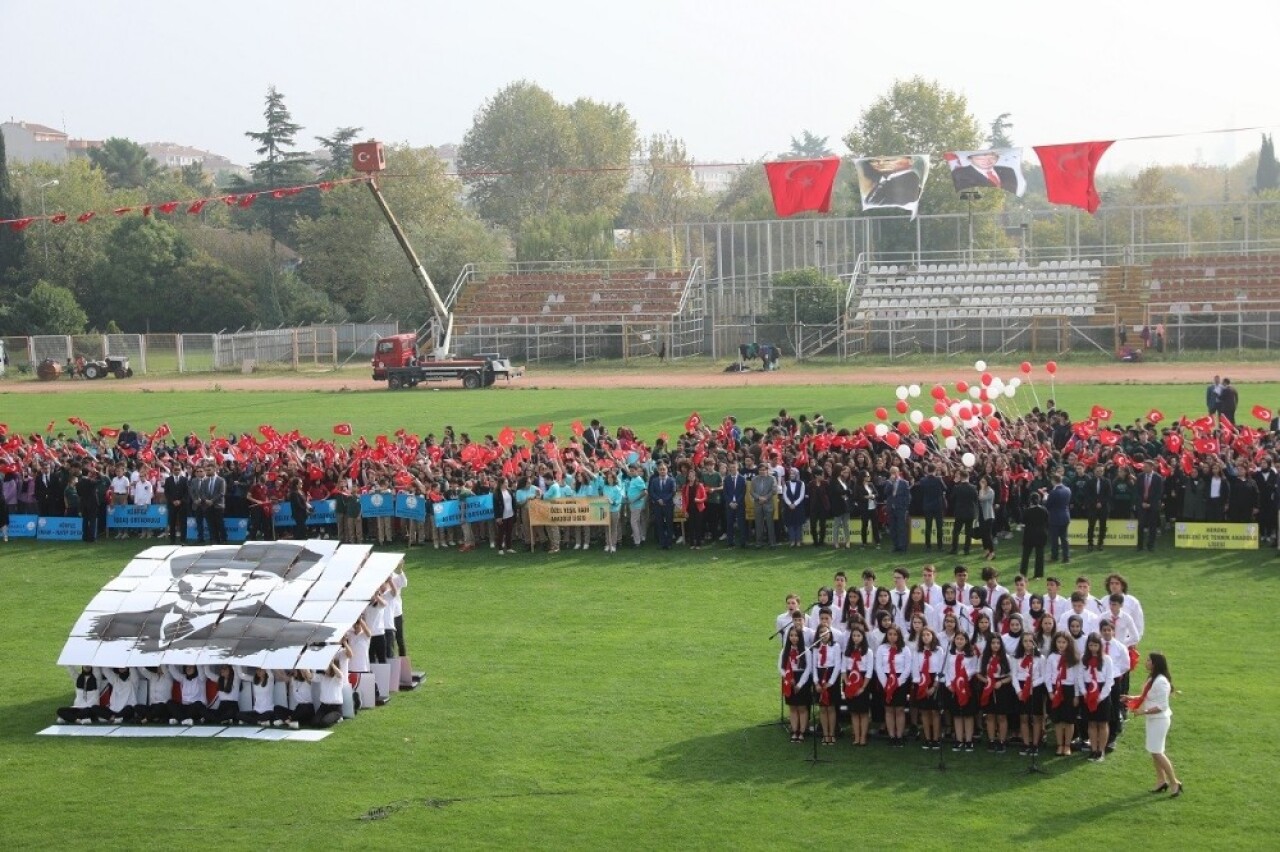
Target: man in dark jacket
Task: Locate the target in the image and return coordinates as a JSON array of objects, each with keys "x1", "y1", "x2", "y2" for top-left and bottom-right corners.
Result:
[
  {"x1": 1218, "y1": 378, "x2": 1239, "y2": 424},
  {"x1": 1135, "y1": 461, "x2": 1165, "y2": 551},
  {"x1": 163, "y1": 464, "x2": 189, "y2": 544},
  {"x1": 75, "y1": 466, "x2": 101, "y2": 543},
  {"x1": 1085, "y1": 464, "x2": 1113, "y2": 550},
  {"x1": 949, "y1": 473, "x2": 978, "y2": 556},
  {"x1": 1044, "y1": 473, "x2": 1073, "y2": 563},
  {"x1": 1020, "y1": 493, "x2": 1049, "y2": 579},
  {"x1": 918, "y1": 465, "x2": 947, "y2": 551}
]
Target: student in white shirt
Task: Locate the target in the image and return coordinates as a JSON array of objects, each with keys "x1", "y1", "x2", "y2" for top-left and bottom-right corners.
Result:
[
  {"x1": 952, "y1": 565, "x2": 975, "y2": 610},
  {"x1": 945, "y1": 632, "x2": 981, "y2": 751},
  {"x1": 1066, "y1": 593, "x2": 1101, "y2": 635},
  {"x1": 912, "y1": 626, "x2": 946, "y2": 749},
  {"x1": 931, "y1": 583, "x2": 972, "y2": 636},
  {"x1": 1042, "y1": 576, "x2": 1071, "y2": 622},
  {"x1": 314, "y1": 657, "x2": 347, "y2": 728},
  {"x1": 875, "y1": 625, "x2": 913, "y2": 747},
  {"x1": 980, "y1": 565, "x2": 1008, "y2": 615},
  {"x1": 166, "y1": 664, "x2": 208, "y2": 725},
  {"x1": 238, "y1": 667, "x2": 280, "y2": 726},
  {"x1": 281, "y1": 670, "x2": 315, "y2": 729},
  {"x1": 1099, "y1": 620, "x2": 1131, "y2": 752},
  {"x1": 778, "y1": 624, "x2": 813, "y2": 743},
  {"x1": 1045, "y1": 632, "x2": 1081, "y2": 756},
  {"x1": 138, "y1": 666, "x2": 173, "y2": 723},
  {"x1": 202, "y1": 664, "x2": 242, "y2": 724},
  {"x1": 97, "y1": 667, "x2": 141, "y2": 723},
  {"x1": 1074, "y1": 577, "x2": 1107, "y2": 616},
  {"x1": 855, "y1": 571, "x2": 879, "y2": 626},
  {"x1": 1001, "y1": 613, "x2": 1028, "y2": 656},
  {"x1": 831, "y1": 571, "x2": 851, "y2": 623},
  {"x1": 815, "y1": 608, "x2": 847, "y2": 651},
  {"x1": 775, "y1": 594, "x2": 802, "y2": 638},
  {"x1": 918, "y1": 564, "x2": 944, "y2": 608},
  {"x1": 1008, "y1": 574, "x2": 1033, "y2": 618},
  {"x1": 806, "y1": 587, "x2": 835, "y2": 631},
  {"x1": 841, "y1": 626, "x2": 874, "y2": 746},
  {"x1": 56, "y1": 666, "x2": 104, "y2": 724},
  {"x1": 1105, "y1": 573, "x2": 1146, "y2": 638},
  {"x1": 1011, "y1": 633, "x2": 1046, "y2": 756},
  {"x1": 976, "y1": 638, "x2": 1015, "y2": 753},
  {"x1": 1033, "y1": 613, "x2": 1060, "y2": 656},
  {"x1": 812, "y1": 625, "x2": 841, "y2": 746},
  {"x1": 1075, "y1": 633, "x2": 1116, "y2": 763},
  {"x1": 1065, "y1": 614, "x2": 1088, "y2": 657},
  {"x1": 888, "y1": 569, "x2": 912, "y2": 632},
  {"x1": 1106, "y1": 595, "x2": 1142, "y2": 647},
  {"x1": 1120, "y1": 653, "x2": 1182, "y2": 797}
]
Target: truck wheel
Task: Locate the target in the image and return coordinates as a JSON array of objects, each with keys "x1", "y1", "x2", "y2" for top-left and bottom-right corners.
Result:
[
  {"x1": 462, "y1": 372, "x2": 481, "y2": 390},
  {"x1": 388, "y1": 376, "x2": 403, "y2": 390},
  {"x1": 114, "y1": 369, "x2": 127, "y2": 379},
  {"x1": 83, "y1": 363, "x2": 102, "y2": 380},
  {"x1": 125, "y1": 368, "x2": 134, "y2": 378}
]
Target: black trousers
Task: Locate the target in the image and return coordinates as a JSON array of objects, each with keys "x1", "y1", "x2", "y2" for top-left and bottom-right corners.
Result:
[
  {"x1": 1021, "y1": 540, "x2": 1046, "y2": 578},
  {"x1": 369, "y1": 633, "x2": 388, "y2": 664},
  {"x1": 81, "y1": 510, "x2": 98, "y2": 542},
  {"x1": 1087, "y1": 513, "x2": 1107, "y2": 546},
  {"x1": 193, "y1": 507, "x2": 209, "y2": 542},
  {"x1": 168, "y1": 504, "x2": 187, "y2": 542},
  {"x1": 209, "y1": 507, "x2": 227, "y2": 543},
  {"x1": 394, "y1": 615, "x2": 407, "y2": 657},
  {"x1": 950, "y1": 517, "x2": 975, "y2": 553}
]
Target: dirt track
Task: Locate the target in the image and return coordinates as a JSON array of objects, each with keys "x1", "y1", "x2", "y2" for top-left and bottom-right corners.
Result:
[{"x1": 2, "y1": 362, "x2": 1272, "y2": 394}]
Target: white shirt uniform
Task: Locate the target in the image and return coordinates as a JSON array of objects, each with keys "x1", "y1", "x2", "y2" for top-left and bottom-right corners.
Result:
[
  {"x1": 874, "y1": 644, "x2": 914, "y2": 688},
  {"x1": 1073, "y1": 655, "x2": 1116, "y2": 702}
]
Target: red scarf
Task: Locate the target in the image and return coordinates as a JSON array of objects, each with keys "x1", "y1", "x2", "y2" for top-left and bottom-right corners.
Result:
[
  {"x1": 1126, "y1": 677, "x2": 1154, "y2": 711},
  {"x1": 1083, "y1": 658, "x2": 1102, "y2": 712},
  {"x1": 915, "y1": 650, "x2": 934, "y2": 700},
  {"x1": 1000, "y1": 617, "x2": 1010, "y2": 634},
  {"x1": 1019, "y1": 655, "x2": 1035, "y2": 702},
  {"x1": 1050, "y1": 657, "x2": 1068, "y2": 708},
  {"x1": 980, "y1": 654, "x2": 1001, "y2": 707},
  {"x1": 953, "y1": 655, "x2": 971, "y2": 705},
  {"x1": 1128, "y1": 645, "x2": 1140, "y2": 672},
  {"x1": 844, "y1": 652, "x2": 864, "y2": 699},
  {"x1": 818, "y1": 644, "x2": 832, "y2": 706},
  {"x1": 884, "y1": 647, "x2": 900, "y2": 703},
  {"x1": 782, "y1": 648, "x2": 797, "y2": 698}
]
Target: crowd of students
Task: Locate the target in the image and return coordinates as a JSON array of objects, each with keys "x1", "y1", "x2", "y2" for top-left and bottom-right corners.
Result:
[
  {"x1": 775, "y1": 566, "x2": 1146, "y2": 762},
  {"x1": 56, "y1": 571, "x2": 414, "y2": 730}
]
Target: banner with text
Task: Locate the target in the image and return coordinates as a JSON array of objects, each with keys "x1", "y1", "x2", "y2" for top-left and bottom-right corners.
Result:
[
  {"x1": 432, "y1": 494, "x2": 495, "y2": 528},
  {"x1": 1174, "y1": 522, "x2": 1258, "y2": 550},
  {"x1": 394, "y1": 492, "x2": 428, "y2": 523},
  {"x1": 185, "y1": 516, "x2": 250, "y2": 542},
  {"x1": 7, "y1": 514, "x2": 39, "y2": 538},
  {"x1": 107, "y1": 504, "x2": 169, "y2": 530},
  {"x1": 359, "y1": 493, "x2": 395, "y2": 518},
  {"x1": 526, "y1": 497, "x2": 611, "y2": 527},
  {"x1": 273, "y1": 499, "x2": 337, "y2": 527},
  {"x1": 37, "y1": 516, "x2": 84, "y2": 541},
  {"x1": 1067, "y1": 520, "x2": 1138, "y2": 546}
]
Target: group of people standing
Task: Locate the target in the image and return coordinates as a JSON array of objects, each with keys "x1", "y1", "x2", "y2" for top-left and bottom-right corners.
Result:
[{"x1": 773, "y1": 566, "x2": 1182, "y2": 795}]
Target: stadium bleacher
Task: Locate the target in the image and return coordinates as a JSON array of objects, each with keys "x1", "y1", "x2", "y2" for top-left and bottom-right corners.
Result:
[
  {"x1": 850, "y1": 259, "x2": 1104, "y2": 321},
  {"x1": 1148, "y1": 253, "x2": 1280, "y2": 316},
  {"x1": 453, "y1": 269, "x2": 691, "y2": 326}
]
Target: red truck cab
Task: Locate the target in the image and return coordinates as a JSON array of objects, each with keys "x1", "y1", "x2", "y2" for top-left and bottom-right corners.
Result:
[{"x1": 371, "y1": 334, "x2": 417, "y2": 380}]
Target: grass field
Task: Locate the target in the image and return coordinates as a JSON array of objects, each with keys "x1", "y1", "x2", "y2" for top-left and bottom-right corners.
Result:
[{"x1": 2, "y1": 380, "x2": 1278, "y2": 849}]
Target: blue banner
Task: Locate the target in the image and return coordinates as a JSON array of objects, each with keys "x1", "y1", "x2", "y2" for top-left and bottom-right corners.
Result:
[
  {"x1": 7, "y1": 514, "x2": 39, "y2": 538},
  {"x1": 394, "y1": 492, "x2": 427, "y2": 522},
  {"x1": 432, "y1": 495, "x2": 495, "y2": 528},
  {"x1": 107, "y1": 504, "x2": 168, "y2": 530},
  {"x1": 359, "y1": 492, "x2": 395, "y2": 518},
  {"x1": 432, "y1": 499, "x2": 461, "y2": 528},
  {"x1": 273, "y1": 499, "x2": 337, "y2": 527},
  {"x1": 37, "y1": 516, "x2": 84, "y2": 541},
  {"x1": 465, "y1": 493, "x2": 494, "y2": 524},
  {"x1": 184, "y1": 516, "x2": 250, "y2": 542}
]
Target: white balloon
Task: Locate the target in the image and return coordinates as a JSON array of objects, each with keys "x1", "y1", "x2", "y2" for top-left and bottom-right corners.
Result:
[
  {"x1": 966, "y1": 417, "x2": 982, "y2": 429},
  {"x1": 968, "y1": 386, "x2": 981, "y2": 399},
  {"x1": 929, "y1": 416, "x2": 941, "y2": 428},
  {"x1": 948, "y1": 402, "x2": 963, "y2": 417},
  {"x1": 944, "y1": 436, "x2": 958, "y2": 450},
  {"x1": 874, "y1": 423, "x2": 889, "y2": 437},
  {"x1": 940, "y1": 416, "x2": 955, "y2": 430},
  {"x1": 908, "y1": 383, "x2": 921, "y2": 398},
  {"x1": 1009, "y1": 376, "x2": 1022, "y2": 388},
  {"x1": 896, "y1": 385, "x2": 909, "y2": 400},
  {"x1": 1004, "y1": 386, "x2": 1016, "y2": 398},
  {"x1": 961, "y1": 451, "x2": 976, "y2": 467},
  {"x1": 896, "y1": 444, "x2": 911, "y2": 459},
  {"x1": 909, "y1": 410, "x2": 924, "y2": 425},
  {"x1": 989, "y1": 377, "x2": 1004, "y2": 394},
  {"x1": 974, "y1": 359, "x2": 987, "y2": 372}
]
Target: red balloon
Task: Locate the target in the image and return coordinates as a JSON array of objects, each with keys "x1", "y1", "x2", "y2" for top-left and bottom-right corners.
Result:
[
  {"x1": 1046, "y1": 361, "x2": 1058, "y2": 374},
  {"x1": 875, "y1": 407, "x2": 889, "y2": 421},
  {"x1": 941, "y1": 427, "x2": 953, "y2": 437},
  {"x1": 864, "y1": 423, "x2": 878, "y2": 437},
  {"x1": 884, "y1": 432, "x2": 901, "y2": 448},
  {"x1": 987, "y1": 417, "x2": 1001, "y2": 431},
  {"x1": 978, "y1": 388, "x2": 990, "y2": 402},
  {"x1": 933, "y1": 402, "x2": 947, "y2": 415},
  {"x1": 931, "y1": 385, "x2": 946, "y2": 400},
  {"x1": 896, "y1": 421, "x2": 911, "y2": 435},
  {"x1": 958, "y1": 406, "x2": 973, "y2": 420},
  {"x1": 920, "y1": 420, "x2": 936, "y2": 435},
  {"x1": 895, "y1": 400, "x2": 909, "y2": 414},
  {"x1": 980, "y1": 372, "x2": 993, "y2": 387},
  {"x1": 980, "y1": 402, "x2": 994, "y2": 417},
  {"x1": 956, "y1": 380, "x2": 969, "y2": 393},
  {"x1": 1020, "y1": 361, "x2": 1031, "y2": 374},
  {"x1": 912, "y1": 441, "x2": 927, "y2": 457}
]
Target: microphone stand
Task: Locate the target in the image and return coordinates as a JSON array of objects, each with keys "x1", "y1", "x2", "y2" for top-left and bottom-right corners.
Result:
[{"x1": 805, "y1": 672, "x2": 830, "y2": 766}]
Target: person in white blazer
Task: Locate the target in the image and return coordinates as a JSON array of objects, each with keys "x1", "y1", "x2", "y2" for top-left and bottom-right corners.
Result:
[
  {"x1": 1121, "y1": 652, "x2": 1182, "y2": 797},
  {"x1": 1074, "y1": 633, "x2": 1116, "y2": 762}
]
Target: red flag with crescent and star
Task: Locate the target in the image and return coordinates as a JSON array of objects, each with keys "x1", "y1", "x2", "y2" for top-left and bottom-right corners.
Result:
[{"x1": 763, "y1": 157, "x2": 841, "y2": 217}]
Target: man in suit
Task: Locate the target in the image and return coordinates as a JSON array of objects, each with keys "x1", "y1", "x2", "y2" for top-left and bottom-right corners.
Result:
[
  {"x1": 207, "y1": 464, "x2": 228, "y2": 544},
  {"x1": 722, "y1": 461, "x2": 748, "y2": 547},
  {"x1": 163, "y1": 464, "x2": 189, "y2": 544},
  {"x1": 75, "y1": 466, "x2": 101, "y2": 543},
  {"x1": 860, "y1": 156, "x2": 923, "y2": 208},
  {"x1": 648, "y1": 462, "x2": 676, "y2": 550},
  {"x1": 950, "y1": 150, "x2": 1020, "y2": 193},
  {"x1": 886, "y1": 466, "x2": 912, "y2": 553},
  {"x1": 1020, "y1": 493, "x2": 1049, "y2": 579},
  {"x1": 917, "y1": 465, "x2": 946, "y2": 551},
  {"x1": 949, "y1": 472, "x2": 978, "y2": 556},
  {"x1": 1218, "y1": 377, "x2": 1239, "y2": 424},
  {"x1": 1206, "y1": 375, "x2": 1222, "y2": 415},
  {"x1": 750, "y1": 462, "x2": 778, "y2": 548},
  {"x1": 1044, "y1": 472, "x2": 1073, "y2": 564},
  {"x1": 1085, "y1": 464, "x2": 1113, "y2": 551},
  {"x1": 1136, "y1": 460, "x2": 1165, "y2": 552}
]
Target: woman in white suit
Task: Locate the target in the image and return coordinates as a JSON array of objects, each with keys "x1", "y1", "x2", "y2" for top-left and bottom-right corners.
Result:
[{"x1": 1123, "y1": 652, "x2": 1183, "y2": 797}]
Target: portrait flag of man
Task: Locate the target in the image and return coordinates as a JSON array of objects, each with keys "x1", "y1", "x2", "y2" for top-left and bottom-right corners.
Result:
[
  {"x1": 854, "y1": 154, "x2": 930, "y2": 219},
  {"x1": 1034, "y1": 141, "x2": 1114, "y2": 213},
  {"x1": 763, "y1": 157, "x2": 841, "y2": 217},
  {"x1": 945, "y1": 148, "x2": 1026, "y2": 196}
]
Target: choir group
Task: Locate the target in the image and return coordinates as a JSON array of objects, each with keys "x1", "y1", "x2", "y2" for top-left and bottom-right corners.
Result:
[{"x1": 776, "y1": 565, "x2": 1145, "y2": 762}]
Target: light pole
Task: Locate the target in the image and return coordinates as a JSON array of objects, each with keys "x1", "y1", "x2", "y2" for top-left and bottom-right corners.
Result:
[
  {"x1": 959, "y1": 189, "x2": 981, "y2": 263},
  {"x1": 38, "y1": 179, "x2": 59, "y2": 265}
]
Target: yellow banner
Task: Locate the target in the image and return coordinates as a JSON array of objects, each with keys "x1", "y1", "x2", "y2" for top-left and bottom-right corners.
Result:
[
  {"x1": 526, "y1": 498, "x2": 610, "y2": 527},
  {"x1": 1067, "y1": 520, "x2": 1138, "y2": 546},
  {"x1": 1174, "y1": 522, "x2": 1258, "y2": 550}
]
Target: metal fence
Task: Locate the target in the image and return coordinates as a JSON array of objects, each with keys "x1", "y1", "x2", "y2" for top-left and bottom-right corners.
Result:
[{"x1": 0, "y1": 323, "x2": 399, "y2": 376}]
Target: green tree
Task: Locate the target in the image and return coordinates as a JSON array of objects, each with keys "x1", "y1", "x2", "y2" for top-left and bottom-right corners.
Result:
[
  {"x1": 12, "y1": 159, "x2": 116, "y2": 298},
  {"x1": 85, "y1": 217, "x2": 191, "y2": 330},
  {"x1": 988, "y1": 113, "x2": 1015, "y2": 149},
  {"x1": 0, "y1": 127, "x2": 26, "y2": 292},
  {"x1": 87, "y1": 138, "x2": 162, "y2": 189},
  {"x1": 162, "y1": 255, "x2": 258, "y2": 332},
  {"x1": 787, "y1": 131, "x2": 833, "y2": 159},
  {"x1": 1255, "y1": 134, "x2": 1279, "y2": 193},
  {"x1": 180, "y1": 160, "x2": 213, "y2": 192},
  {"x1": 619, "y1": 133, "x2": 707, "y2": 265},
  {"x1": 2, "y1": 280, "x2": 86, "y2": 335},
  {"x1": 761, "y1": 267, "x2": 847, "y2": 353},
  {"x1": 458, "y1": 81, "x2": 636, "y2": 252},
  {"x1": 315, "y1": 126, "x2": 364, "y2": 178}
]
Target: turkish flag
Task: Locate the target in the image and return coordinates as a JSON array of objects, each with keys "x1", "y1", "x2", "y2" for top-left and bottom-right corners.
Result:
[
  {"x1": 1147, "y1": 408, "x2": 1164, "y2": 424},
  {"x1": 50, "y1": 213, "x2": 67, "y2": 224},
  {"x1": 333, "y1": 423, "x2": 352, "y2": 436},
  {"x1": 764, "y1": 157, "x2": 841, "y2": 217},
  {"x1": 76, "y1": 212, "x2": 96, "y2": 223},
  {"x1": 1252, "y1": 404, "x2": 1273, "y2": 423},
  {"x1": 537, "y1": 422, "x2": 554, "y2": 438},
  {"x1": 1193, "y1": 437, "x2": 1219, "y2": 455},
  {"x1": 498, "y1": 427, "x2": 515, "y2": 448},
  {"x1": 571, "y1": 420, "x2": 585, "y2": 438},
  {"x1": 158, "y1": 201, "x2": 180, "y2": 215},
  {"x1": 187, "y1": 200, "x2": 209, "y2": 214},
  {"x1": 1034, "y1": 141, "x2": 1113, "y2": 214},
  {"x1": 8, "y1": 218, "x2": 35, "y2": 232}
]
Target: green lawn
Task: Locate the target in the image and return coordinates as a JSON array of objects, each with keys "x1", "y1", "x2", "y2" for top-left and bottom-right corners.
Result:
[{"x1": 1, "y1": 382, "x2": 1277, "y2": 849}]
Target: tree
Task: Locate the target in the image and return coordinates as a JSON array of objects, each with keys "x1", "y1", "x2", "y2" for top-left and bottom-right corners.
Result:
[
  {"x1": 315, "y1": 126, "x2": 364, "y2": 178},
  {"x1": 761, "y1": 267, "x2": 847, "y2": 353},
  {"x1": 458, "y1": 81, "x2": 636, "y2": 252},
  {"x1": 180, "y1": 160, "x2": 213, "y2": 192},
  {"x1": 12, "y1": 159, "x2": 116, "y2": 299},
  {"x1": 162, "y1": 255, "x2": 258, "y2": 332},
  {"x1": 1255, "y1": 134, "x2": 1279, "y2": 193},
  {"x1": 85, "y1": 217, "x2": 191, "y2": 330},
  {"x1": 87, "y1": 138, "x2": 162, "y2": 189},
  {"x1": 987, "y1": 113, "x2": 1015, "y2": 149},
  {"x1": 0, "y1": 127, "x2": 26, "y2": 292},
  {"x1": 2, "y1": 280, "x2": 86, "y2": 335},
  {"x1": 618, "y1": 133, "x2": 707, "y2": 265},
  {"x1": 241, "y1": 85, "x2": 317, "y2": 243},
  {"x1": 787, "y1": 131, "x2": 833, "y2": 159}
]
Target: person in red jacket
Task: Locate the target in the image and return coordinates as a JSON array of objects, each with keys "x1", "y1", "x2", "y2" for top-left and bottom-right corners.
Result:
[{"x1": 681, "y1": 475, "x2": 708, "y2": 550}]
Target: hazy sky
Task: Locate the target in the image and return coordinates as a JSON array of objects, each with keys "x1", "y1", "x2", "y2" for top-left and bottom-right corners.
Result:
[{"x1": 5, "y1": 0, "x2": 1274, "y2": 175}]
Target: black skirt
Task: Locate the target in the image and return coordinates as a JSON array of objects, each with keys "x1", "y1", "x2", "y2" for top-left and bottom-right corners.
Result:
[
  {"x1": 1018, "y1": 684, "x2": 1047, "y2": 716},
  {"x1": 949, "y1": 677, "x2": 981, "y2": 717},
  {"x1": 981, "y1": 682, "x2": 1017, "y2": 716},
  {"x1": 1083, "y1": 694, "x2": 1112, "y2": 723},
  {"x1": 883, "y1": 676, "x2": 910, "y2": 708},
  {"x1": 814, "y1": 669, "x2": 838, "y2": 708},
  {"x1": 842, "y1": 681, "x2": 873, "y2": 713},
  {"x1": 913, "y1": 680, "x2": 943, "y2": 711},
  {"x1": 1048, "y1": 684, "x2": 1077, "y2": 723},
  {"x1": 784, "y1": 678, "x2": 813, "y2": 707}
]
